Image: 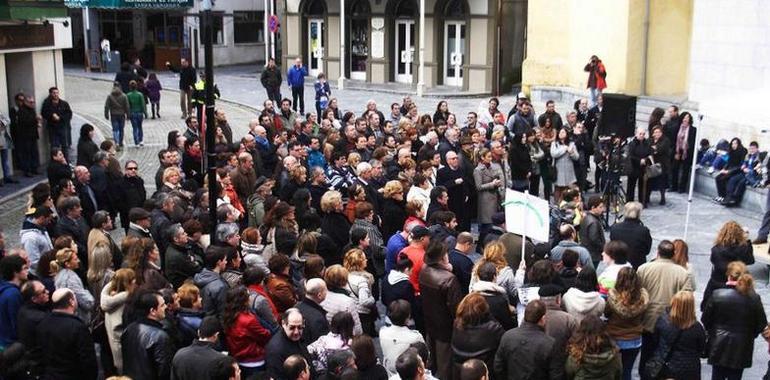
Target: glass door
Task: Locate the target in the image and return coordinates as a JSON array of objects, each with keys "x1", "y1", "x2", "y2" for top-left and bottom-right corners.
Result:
[
  {"x1": 350, "y1": 18, "x2": 368, "y2": 80},
  {"x1": 395, "y1": 20, "x2": 414, "y2": 83},
  {"x1": 308, "y1": 19, "x2": 324, "y2": 76},
  {"x1": 444, "y1": 21, "x2": 465, "y2": 86}
]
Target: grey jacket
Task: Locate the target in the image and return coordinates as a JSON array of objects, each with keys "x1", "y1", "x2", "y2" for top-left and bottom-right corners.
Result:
[
  {"x1": 20, "y1": 219, "x2": 53, "y2": 274},
  {"x1": 550, "y1": 240, "x2": 595, "y2": 270},
  {"x1": 579, "y1": 212, "x2": 605, "y2": 262},
  {"x1": 104, "y1": 87, "x2": 130, "y2": 119},
  {"x1": 54, "y1": 268, "x2": 95, "y2": 323},
  {"x1": 193, "y1": 269, "x2": 229, "y2": 317},
  {"x1": 474, "y1": 163, "x2": 504, "y2": 224}
]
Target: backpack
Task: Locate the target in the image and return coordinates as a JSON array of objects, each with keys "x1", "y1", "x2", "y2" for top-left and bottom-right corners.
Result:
[{"x1": 246, "y1": 194, "x2": 264, "y2": 228}]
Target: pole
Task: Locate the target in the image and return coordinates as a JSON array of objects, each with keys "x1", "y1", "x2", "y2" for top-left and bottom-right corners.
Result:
[
  {"x1": 263, "y1": 0, "x2": 269, "y2": 60},
  {"x1": 682, "y1": 115, "x2": 703, "y2": 240},
  {"x1": 270, "y1": 0, "x2": 275, "y2": 60},
  {"x1": 83, "y1": 7, "x2": 90, "y2": 71},
  {"x1": 202, "y1": 0, "x2": 218, "y2": 239},
  {"x1": 521, "y1": 190, "x2": 529, "y2": 263},
  {"x1": 338, "y1": 0, "x2": 346, "y2": 90},
  {"x1": 416, "y1": 0, "x2": 425, "y2": 97}
]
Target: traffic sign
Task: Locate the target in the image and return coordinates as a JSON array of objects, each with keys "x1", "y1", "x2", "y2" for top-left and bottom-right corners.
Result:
[{"x1": 269, "y1": 14, "x2": 280, "y2": 33}]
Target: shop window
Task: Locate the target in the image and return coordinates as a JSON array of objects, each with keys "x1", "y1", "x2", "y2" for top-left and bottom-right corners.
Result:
[{"x1": 234, "y1": 11, "x2": 265, "y2": 44}]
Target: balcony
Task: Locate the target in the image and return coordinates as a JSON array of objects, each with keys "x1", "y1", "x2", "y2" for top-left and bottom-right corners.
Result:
[{"x1": 0, "y1": 0, "x2": 67, "y2": 20}]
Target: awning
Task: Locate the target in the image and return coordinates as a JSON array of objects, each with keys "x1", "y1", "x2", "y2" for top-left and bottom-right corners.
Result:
[{"x1": 64, "y1": 0, "x2": 193, "y2": 9}]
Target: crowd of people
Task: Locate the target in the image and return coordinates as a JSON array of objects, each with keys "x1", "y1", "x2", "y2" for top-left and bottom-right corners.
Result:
[{"x1": 0, "y1": 57, "x2": 768, "y2": 380}]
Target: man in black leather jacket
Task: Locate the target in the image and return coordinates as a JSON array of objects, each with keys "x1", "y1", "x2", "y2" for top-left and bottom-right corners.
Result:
[{"x1": 122, "y1": 292, "x2": 173, "y2": 380}]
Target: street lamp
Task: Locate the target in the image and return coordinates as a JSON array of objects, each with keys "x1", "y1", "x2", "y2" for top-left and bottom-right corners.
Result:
[{"x1": 201, "y1": 0, "x2": 218, "y2": 238}]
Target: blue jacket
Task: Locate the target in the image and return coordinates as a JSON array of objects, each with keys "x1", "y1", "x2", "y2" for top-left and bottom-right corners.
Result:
[
  {"x1": 314, "y1": 81, "x2": 330, "y2": 100},
  {"x1": 0, "y1": 281, "x2": 22, "y2": 348},
  {"x1": 385, "y1": 233, "x2": 409, "y2": 273},
  {"x1": 287, "y1": 65, "x2": 308, "y2": 88}
]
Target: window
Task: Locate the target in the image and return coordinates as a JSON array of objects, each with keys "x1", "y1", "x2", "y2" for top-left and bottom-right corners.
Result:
[{"x1": 234, "y1": 11, "x2": 265, "y2": 44}]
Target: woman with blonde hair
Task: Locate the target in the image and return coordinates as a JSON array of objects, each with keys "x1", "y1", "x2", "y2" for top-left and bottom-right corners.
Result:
[
  {"x1": 100, "y1": 268, "x2": 137, "y2": 373},
  {"x1": 321, "y1": 264, "x2": 363, "y2": 335},
  {"x1": 469, "y1": 241, "x2": 518, "y2": 301},
  {"x1": 672, "y1": 239, "x2": 696, "y2": 290},
  {"x1": 381, "y1": 180, "x2": 407, "y2": 239},
  {"x1": 52, "y1": 247, "x2": 94, "y2": 322},
  {"x1": 320, "y1": 190, "x2": 351, "y2": 252},
  {"x1": 648, "y1": 291, "x2": 706, "y2": 380},
  {"x1": 702, "y1": 262, "x2": 767, "y2": 380},
  {"x1": 87, "y1": 241, "x2": 114, "y2": 307},
  {"x1": 703, "y1": 220, "x2": 753, "y2": 308},
  {"x1": 344, "y1": 248, "x2": 376, "y2": 336}
]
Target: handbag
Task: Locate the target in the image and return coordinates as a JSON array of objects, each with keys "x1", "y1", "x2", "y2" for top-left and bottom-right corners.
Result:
[
  {"x1": 643, "y1": 329, "x2": 683, "y2": 379},
  {"x1": 646, "y1": 157, "x2": 663, "y2": 178}
]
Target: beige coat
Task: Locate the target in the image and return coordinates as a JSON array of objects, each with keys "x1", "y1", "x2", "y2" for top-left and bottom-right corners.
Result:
[
  {"x1": 637, "y1": 258, "x2": 693, "y2": 332},
  {"x1": 100, "y1": 286, "x2": 130, "y2": 372}
]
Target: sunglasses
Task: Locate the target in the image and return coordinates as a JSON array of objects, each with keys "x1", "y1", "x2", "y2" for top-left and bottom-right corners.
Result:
[{"x1": 126, "y1": 167, "x2": 138, "y2": 170}]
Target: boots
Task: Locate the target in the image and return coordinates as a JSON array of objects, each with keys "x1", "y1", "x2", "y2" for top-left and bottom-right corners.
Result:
[{"x1": 659, "y1": 190, "x2": 666, "y2": 205}]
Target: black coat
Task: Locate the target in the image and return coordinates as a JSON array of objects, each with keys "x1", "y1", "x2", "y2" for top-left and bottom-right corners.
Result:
[
  {"x1": 16, "y1": 303, "x2": 48, "y2": 368},
  {"x1": 702, "y1": 286, "x2": 767, "y2": 369},
  {"x1": 702, "y1": 243, "x2": 754, "y2": 307},
  {"x1": 608, "y1": 218, "x2": 652, "y2": 269},
  {"x1": 381, "y1": 198, "x2": 407, "y2": 240},
  {"x1": 419, "y1": 263, "x2": 463, "y2": 342},
  {"x1": 47, "y1": 161, "x2": 72, "y2": 188},
  {"x1": 54, "y1": 216, "x2": 89, "y2": 263},
  {"x1": 626, "y1": 138, "x2": 652, "y2": 176},
  {"x1": 76, "y1": 182, "x2": 98, "y2": 226},
  {"x1": 121, "y1": 175, "x2": 147, "y2": 213},
  {"x1": 165, "y1": 243, "x2": 202, "y2": 289},
  {"x1": 15, "y1": 105, "x2": 39, "y2": 140},
  {"x1": 296, "y1": 298, "x2": 330, "y2": 344},
  {"x1": 76, "y1": 139, "x2": 99, "y2": 167},
  {"x1": 436, "y1": 166, "x2": 469, "y2": 225},
  {"x1": 265, "y1": 330, "x2": 314, "y2": 380},
  {"x1": 475, "y1": 283, "x2": 517, "y2": 331},
  {"x1": 452, "y1": 319, "x2": 505, "y2": 380},
  {"x1": 320, "y1": 212, "x2": 351, "y2": 256},
  {"x1": 494, "y1": 322, "x2": 562, "y2": 380},
  {"x1": 170, "y1": 340, "x2": 223, "y2": 380},
  {"x1": 37, "y1": 311, "x2": 97, "y2": 380},
  {"x1": 122, "y1": 318, "x2": 173, "y2": 380},
  {"x1": 652, "y1": 313, "x2": 706, "y2": 379}
]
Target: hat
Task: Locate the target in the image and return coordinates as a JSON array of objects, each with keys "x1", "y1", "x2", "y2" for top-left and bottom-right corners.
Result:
[
  {"x1": 410, "y1": 226, "x2": 431, "y2": 240},
  {"x1": 128, "y1": 207, "x2": 151, "y2": 222},
  {"x1": 491, "y1": 212, "x2": 506, "y2": 226},
  {"x1": 517, "y1": 91, "x2": 528, "y2": 100},
  {"x1": 460, "y1": 135, "x2": 473, "y2": 146},
  {"x1": 538, "y1": 284, "x2": 563, "y2": 298},
  {"x1": 254, "y1": 176, "x2": 268, "y2": 189}
]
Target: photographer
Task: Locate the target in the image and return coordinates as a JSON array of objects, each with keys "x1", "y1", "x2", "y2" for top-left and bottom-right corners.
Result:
[{"x1": 584, "y1": 55, "x2": 607, "y2": 106}]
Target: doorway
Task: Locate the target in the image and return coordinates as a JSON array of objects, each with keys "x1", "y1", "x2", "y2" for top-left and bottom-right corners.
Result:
[
  {"x1": 308, "y1": 18, "x2": 324, "y2": 77},
  {"x1": 444, "y1": 21, "x2": 465, "y2": 86},
  {"x1": 395, "y1": 20, "x2": 414, "y2": 84}
]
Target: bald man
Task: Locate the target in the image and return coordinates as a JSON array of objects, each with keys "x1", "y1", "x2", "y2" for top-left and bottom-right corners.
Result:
[
  {"x1": 296, "y1": 278, "x2": 329, "y2": 344},
  {"x1": 265, "y1": 308, "x2": 315, "y2": 380},
  {"x1": 437, "y1": 151, "x2": 470, "y2": 232}
]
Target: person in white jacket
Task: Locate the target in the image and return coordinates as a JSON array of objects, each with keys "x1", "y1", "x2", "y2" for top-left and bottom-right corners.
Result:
[
  {"x1": 100, "y1": 268, "x2": 137, "y2": 373},
  {"x1": 321, "y1": 265, "x2": 363, "y2": 335},
  {"x1": 407, "y1": 173, "x2": 432, "y2": 216},
  {"x1": 379, "y1": 299, "x2": 425, "y2": 376},
  {"x1": 344, "y1": 248, "x2": 376, "y2": 336},
  {"x1": 563, "y1": 267, "x2": 605, "y2": 322}
]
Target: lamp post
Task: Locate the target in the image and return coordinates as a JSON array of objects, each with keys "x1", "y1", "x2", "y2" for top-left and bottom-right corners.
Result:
[
  {"x1": 201, "y1": 0, "x2": 218, "y2": 238},
  {"x1": 338, "y1": 0, "x2": 346, "y2": 90}
]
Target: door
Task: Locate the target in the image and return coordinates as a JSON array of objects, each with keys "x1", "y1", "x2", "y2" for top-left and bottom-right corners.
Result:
[
  {"x1": 308, "y1": 19, "x2": 324, "y2": 77},
  {"x1": 444, "y1": 21, "x2": 465, "y2": 86},
  {"x1": 395, "y1": 20, "x2": 415, "y2": 83}
]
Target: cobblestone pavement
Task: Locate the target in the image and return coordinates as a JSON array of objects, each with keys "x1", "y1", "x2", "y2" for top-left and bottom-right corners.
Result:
[{"x1": 9, "y1": 68, "x2": 770, "y2": 378}]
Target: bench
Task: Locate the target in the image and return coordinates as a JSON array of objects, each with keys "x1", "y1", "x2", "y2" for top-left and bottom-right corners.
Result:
[{"x1": 693, "y1": 168, "x2": 767, "y2": 212}]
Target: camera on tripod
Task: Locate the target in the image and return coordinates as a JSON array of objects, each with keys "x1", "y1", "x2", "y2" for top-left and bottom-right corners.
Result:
[{"x1": 596, "y1": 133, "x2": 627, "y2": 174}]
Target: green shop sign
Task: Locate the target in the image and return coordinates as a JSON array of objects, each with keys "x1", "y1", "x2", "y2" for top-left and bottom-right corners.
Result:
[{"x1": 64, "y1": 0, "x2": 193, "y2": 9}]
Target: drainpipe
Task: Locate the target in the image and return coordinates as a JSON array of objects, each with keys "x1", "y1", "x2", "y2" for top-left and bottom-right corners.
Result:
[
  {"x1": 264, "y1": 0, "x2": 269, "y2": 60},
  {"x1": 417, "y1": 0, "x2": 425, "y2": 96},
  {"x1": 270, "y1": 0, "x2": 275, "y2": 59},
  {"x1": 640, "y1": 0, "x2": 650, "y2": 96},
  {"x1": 339, "y1": 0, "x2": 346, "y2": 89}
]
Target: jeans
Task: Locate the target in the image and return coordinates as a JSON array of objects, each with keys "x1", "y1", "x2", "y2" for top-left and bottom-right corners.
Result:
[
  {"x1": 0, "y1": 149, "x2": 10, "y2": 179},
  {"x1": 758, "y1": 192, "x2": 770, "y2": 240},
  {"x1": 129, "y1": 112, "x2": 144, "y2": 145},
  {"x1": 291, "y1": 86, "x2": 305, "y2": 114},
  {"x1": 712, "y1": 365, "x2": 743, "y2": 380},
  {"x1": 266, "y1": 87, "x2": 281, "y2": 103},
  {"x1": 620, "y1": 347, "x2": 640, "y2": 380},
  {"x1": 589, "y1": 87, "x2": 602, "y2": 107},
  {"x1": 49, "y1": 126, "x2": 68, "y2": 149},
  {"x1": 726, "y1": 173, "x2": 748, "y2": 202},
  {"x1": 110, "y1": 116, "x2": 125, "y2": 146}
]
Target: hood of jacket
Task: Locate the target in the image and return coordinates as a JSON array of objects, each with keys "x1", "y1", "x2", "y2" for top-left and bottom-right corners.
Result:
[
  {"x1": 387, "y1": 270, "x2": 410, "y2": 285},
  {"x1": 471, "y1": 280, "x2": 506, "y2": 296},
  {"x1": 607, "y1": 288, "x2": 649, "y2": 319},
  {"x1": 565, "y1": 288, "x2": 604, "y2": 314},
  {"x1": 193, "y1": 268, "x2": 221, "y2": 288},
  {"x1": 21, "y1": 219, "x2": 46, "y2": 233},
  {"x1": 575, "y1": 349, "x2": 618, "y2": 375}
]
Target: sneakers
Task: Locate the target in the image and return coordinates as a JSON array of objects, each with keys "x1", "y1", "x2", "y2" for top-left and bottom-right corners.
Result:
[
  {"x1": 707, "y1": 167, "x2": 715, "y2": 174},
  {"x1": 139, "y1": 142, "x2": 144, "y2": 147},
  {"x1": 713, "y1": 196, "x2": 723, "y2": 203}
]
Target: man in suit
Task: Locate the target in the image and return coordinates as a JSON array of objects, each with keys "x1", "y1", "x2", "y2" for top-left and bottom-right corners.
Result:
[{"x1": 74, "y1": 166, "x2": 98, "y2": 226}]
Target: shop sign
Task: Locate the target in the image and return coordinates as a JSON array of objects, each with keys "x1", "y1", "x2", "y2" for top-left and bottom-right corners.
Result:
[
  {"x1": 0, "y1": 24, "x2": 54, "y2": 51},
  {"x1": 64, "y1": 0, "x2": 193, "y2": 9}
]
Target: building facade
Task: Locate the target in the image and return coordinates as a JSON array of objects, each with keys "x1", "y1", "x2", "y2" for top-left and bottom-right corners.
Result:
[
  {"x1": 281, "y1": 0, "x2": 527, "y2": 94},
  {"x1": 522, "y1": 0, "x2": 768, "y2": 145},
  {"x1": 65, "y1": 0, "x2": 268, "y2": 70},
  {"x1": 0, "y1": 0, "x2": 73, "y2": 176}
]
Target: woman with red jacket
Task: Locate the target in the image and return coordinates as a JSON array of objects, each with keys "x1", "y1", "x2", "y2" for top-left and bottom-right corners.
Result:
[
  {"x1": 223, "y1": 285, "x2": 272, "y2": 378},
  {"x1": 584, "y1": 55, "x2": 607, "y2": 106}
]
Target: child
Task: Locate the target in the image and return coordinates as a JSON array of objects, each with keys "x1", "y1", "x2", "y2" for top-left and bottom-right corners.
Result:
[{"x1": 145, "y1": 73, "x2": 162, "y2": 119}]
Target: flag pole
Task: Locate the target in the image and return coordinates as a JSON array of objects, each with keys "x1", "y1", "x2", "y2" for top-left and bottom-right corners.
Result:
[{"x1": 683, "y1": 115, "x2": 703, "y2": 240}]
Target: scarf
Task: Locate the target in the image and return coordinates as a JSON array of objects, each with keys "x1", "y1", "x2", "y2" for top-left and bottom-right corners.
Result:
[
  {"x1": 676, "y1": 123, "x2": 690, "y2": 157},
  {"x1": 255, "y1": 134, "x2": 270, "y2": 149}
]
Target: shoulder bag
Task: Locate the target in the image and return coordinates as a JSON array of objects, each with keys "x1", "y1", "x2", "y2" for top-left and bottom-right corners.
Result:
[{"x1": 643, "y1": 328, "x2": 683, "y2": 379}]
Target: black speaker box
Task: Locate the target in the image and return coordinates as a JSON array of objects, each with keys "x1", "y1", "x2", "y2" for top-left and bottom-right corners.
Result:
[{"x1": 599, "y1": 93, "x2": 637, "y2": 139}]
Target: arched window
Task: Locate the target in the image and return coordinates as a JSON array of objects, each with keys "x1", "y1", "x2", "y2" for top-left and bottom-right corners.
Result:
[
  {"x1": 307, "y1": 0, "x2": 325, "y2": 15},
  {"x1": 395, "y1": 0, "x2": 416, "y2": 17},
  {"x1": 351, "y1": 0, "x2": 370, "y2": 17},
  {"x1": 444, "y1": 0, "x2": 465, "y2": 18}
]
